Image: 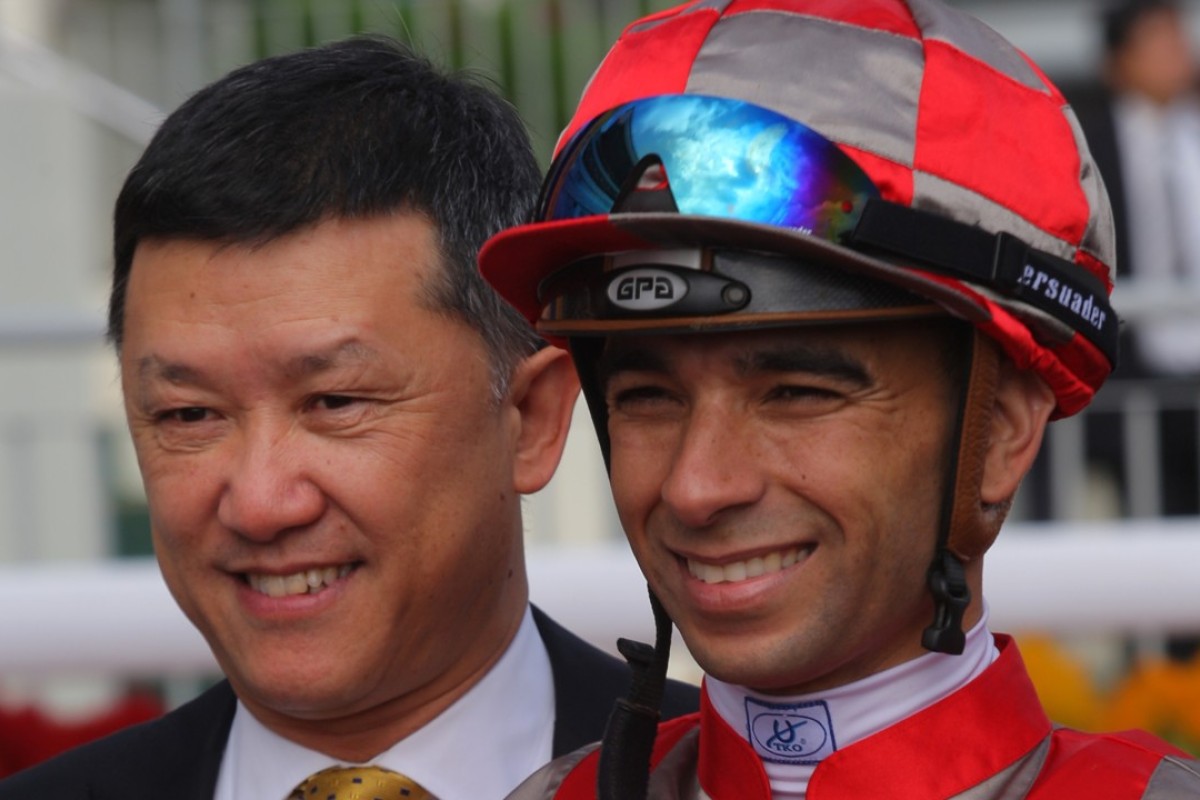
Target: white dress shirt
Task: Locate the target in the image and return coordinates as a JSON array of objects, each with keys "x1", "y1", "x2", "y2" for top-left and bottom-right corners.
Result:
[
  {"x1": 213, "y1": 605, "x2": 555, "y2": 800},
  {"x1": 1114, "y1": 92, "x2": 1200, "y2": 373}
]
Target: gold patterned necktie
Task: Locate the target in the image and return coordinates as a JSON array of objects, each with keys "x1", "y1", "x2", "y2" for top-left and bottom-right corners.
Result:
[{"x1": 289, "y1": 765, "x2": 431, "y2": 800}]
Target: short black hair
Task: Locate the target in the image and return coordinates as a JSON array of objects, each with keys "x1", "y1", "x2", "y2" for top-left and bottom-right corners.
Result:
[
  {"x1": 1103, "y1": 0, "x2": 1179, "y2": 55},
  {"x1": 110, "y1": 35, "x2": 542, "y2": 395}
]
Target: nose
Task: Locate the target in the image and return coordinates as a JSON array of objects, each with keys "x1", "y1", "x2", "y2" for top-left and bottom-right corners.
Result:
[
  {"x1": 659, "y1": 402, "x2": 766, "y2": 529},
  {"x1": 217, "y1": 422, "x2": 326, "y2": 542}
]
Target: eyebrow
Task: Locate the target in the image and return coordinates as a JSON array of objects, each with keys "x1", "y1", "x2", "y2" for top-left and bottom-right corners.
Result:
[
  {"x1": 598, "y1": 341, "x2": 871, "y2": 387},
  {"x1": 738, "y1": 347, "x2": 870, "y2": 386},
  {"x1": 135, "y1": 339, "x2": 383, "y2": 388},
  {"x1": 282, "y1": 340, "x2": 382, "y2": 378},
  {"x1": 136, "y1": 356, "x2": 204, "y2": 387}
]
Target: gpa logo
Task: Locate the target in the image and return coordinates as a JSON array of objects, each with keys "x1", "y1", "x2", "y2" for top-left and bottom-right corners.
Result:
[
  {"x1": 745, "y1": 698, "x2": 836, "y2": 765},
  {"x1": 607, "y1": 268, "x2": 688, "y2": 311}
]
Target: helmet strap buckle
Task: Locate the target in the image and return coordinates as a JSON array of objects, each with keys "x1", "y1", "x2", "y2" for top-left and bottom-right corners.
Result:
[{"x1": 922, "y1": 548, "x2": 971, "y2": 655}]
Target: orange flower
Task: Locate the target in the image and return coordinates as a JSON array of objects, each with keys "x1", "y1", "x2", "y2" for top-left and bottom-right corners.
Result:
[
  {"x1": 1102, "y1": 655, "x2": 1200, "y2": 753},
  {"x1": 1015, "y1": 634, "x2": 1103, "y2": 731}
]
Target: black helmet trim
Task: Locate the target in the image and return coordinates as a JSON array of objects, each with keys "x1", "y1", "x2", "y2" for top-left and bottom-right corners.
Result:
[{"x1": 536, "y1": 247, "x2": 943, "y2": 335}]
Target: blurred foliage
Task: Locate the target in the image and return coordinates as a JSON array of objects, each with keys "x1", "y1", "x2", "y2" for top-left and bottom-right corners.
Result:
[
  {"x1": 1019, "y1": 633, "x2": 1200, "y2": 756},
  {"x1": 238, "y1": 0, "x2": 677, "y2": 162}
]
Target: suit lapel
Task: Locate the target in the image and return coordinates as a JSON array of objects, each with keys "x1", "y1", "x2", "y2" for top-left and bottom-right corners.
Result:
[
  {"x1": 534, "y1": 605, "x2": 633, "y2": 757},
  {"x1": 89, "y1": 680, "x2": 236, "y2": 799}
]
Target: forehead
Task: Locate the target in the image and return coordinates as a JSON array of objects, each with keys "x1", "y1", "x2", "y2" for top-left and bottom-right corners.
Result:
[
  {"x1": 119, "y1": 213, "x2": 468, "y2": 376},
  {"x1": 125, "y1": 212, "x2": 439, "y2": 303}
]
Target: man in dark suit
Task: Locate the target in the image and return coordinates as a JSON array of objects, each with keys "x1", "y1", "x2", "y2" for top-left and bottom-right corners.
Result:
[
  {"x1": 0, "y1": 36, "x2": 696, "y2": 799},
  {"x1": 1071, "y1": 0, "x2": 1199, "y2": 369},
  {"x1": 1069, "y1": 0, "x2": 1200, "y2": 523}
]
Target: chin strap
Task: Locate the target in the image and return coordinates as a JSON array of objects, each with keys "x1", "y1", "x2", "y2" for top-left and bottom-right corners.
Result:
[
  {"x1": 596, "y1": 588, "x2": 674, "y2": 800},
  {"x1": 568, "y1": 335, "x2": 675, "y2": 799},
  {"x1": 922, "y1": 328, "x2": 1000, "y2": 654}
]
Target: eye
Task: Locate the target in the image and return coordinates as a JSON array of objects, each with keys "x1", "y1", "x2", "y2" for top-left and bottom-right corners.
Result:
[
  {"x1": 766, "y1": 384, "x2": 840, "y2": 402},
  {"x1": 760, "y1": 382, "x2": 851, "y2": 418},
  {"x1": 606, "y1": 382, "x2": 683, "y2": 416},
  {"x1": 311, "y1": 394, "x2": 360, "y2": 411},
  {"x1": 159, "y1": 407, "x2": 212, "y2": 424},
  {"x1": 614, "y1": 385, "x2": 667, "y2": 404},
  {"x1": 148, "y1": 405, "x2": 225, "y2": 447}
]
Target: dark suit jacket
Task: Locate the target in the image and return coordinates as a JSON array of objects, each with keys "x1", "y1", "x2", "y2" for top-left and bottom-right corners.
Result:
[
  {"x1": 1069, "y1": 87, "x2": 1130, "y2": 282},
  {"x1": 0, "y1": 606, "x2": 698, "y2": 798},
  {"x1": 1068, "y1": 85, "x2": 1149, "y2": 379}
]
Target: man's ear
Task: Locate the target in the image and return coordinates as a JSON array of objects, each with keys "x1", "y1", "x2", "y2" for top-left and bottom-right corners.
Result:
[
  {"x1": 508, "y1": 345, "x2": 580, "y2": 495},
  {"x1": 980, "y1": 359, "x2": 1056, "y2": 505}
]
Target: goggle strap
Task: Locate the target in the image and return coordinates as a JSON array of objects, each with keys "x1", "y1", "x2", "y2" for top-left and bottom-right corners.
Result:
[{"x1": 848, "y1": 199, "x2": 1117, "y2": 365}]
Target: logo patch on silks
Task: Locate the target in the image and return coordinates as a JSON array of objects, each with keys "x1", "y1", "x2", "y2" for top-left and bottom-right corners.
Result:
[{"x1": 745, "y1": 697, "x2": 837, "y2": 764}]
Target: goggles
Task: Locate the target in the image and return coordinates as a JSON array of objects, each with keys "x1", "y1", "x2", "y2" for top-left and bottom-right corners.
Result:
[{"x1": 539, "y1": 93, "x2": 879, "y2": 242}]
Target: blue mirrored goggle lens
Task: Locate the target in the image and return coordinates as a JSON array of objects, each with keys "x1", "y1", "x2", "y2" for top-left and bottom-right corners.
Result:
[{"x1": 540, "y1": 94, "x2": 881, "y2": 242}]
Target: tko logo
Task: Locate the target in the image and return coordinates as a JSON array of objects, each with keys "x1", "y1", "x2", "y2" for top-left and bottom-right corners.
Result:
[
  {"x1": 745, "y1": 698, "x2": 836, "y2": 764},
  {"x1": 607, "y1": 268, "x2": 688, "y2": 311},
  {"x1": 751, "y1": 713, "x2": 826, "y2": 759}
]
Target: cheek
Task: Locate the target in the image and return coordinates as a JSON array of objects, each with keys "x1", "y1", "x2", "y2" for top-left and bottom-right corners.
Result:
[
  {"x1": 143, "y1": 482, "x2": 214, "y2": 621},
  {"x1": 341, "y1": 431, "x2": 516, "y2": 554},
  {"x1": 607, "y1": 435, "x2": 668, "y2": 528},
  {"x1": 140, "y1": 456, "x2": 219, "y2": 546},
  {"x1": 781, "y1": 415, "x2": 945, "y2": 536},
  {"x1": 608, "y1": 473, "x2": 644, "y2": 548},
  {"x1": 324, "y1": 425, "x2": 461, "y2": 491},
  {"x1": 608, "y1": 476, "x2": 669, "y2": 586},
  {"x1": 861, "y1": 423, "x2": 949, "y2": 544},
  {"x1": 371, "y1": 399, "x2": 508, "y2": 477}
]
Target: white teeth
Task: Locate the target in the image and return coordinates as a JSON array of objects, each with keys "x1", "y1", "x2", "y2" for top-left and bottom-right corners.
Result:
[
  {"x1": 687, "y1": 546, "x2": 809, "y2": 585},
  {"x1": 247, "y1": 566, "x2": 353, "y2": 597},
  {"x1": 724, "y1": 561, "x2": 747, "y2": 582}
]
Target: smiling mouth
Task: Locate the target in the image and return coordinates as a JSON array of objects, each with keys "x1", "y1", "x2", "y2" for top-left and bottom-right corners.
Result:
[
  {"x1": 685, "y1": 545, "x2": 813, "y2": 585},
  {"x1": 244, "y1": 564, "x2": 356, "y2": 598}
]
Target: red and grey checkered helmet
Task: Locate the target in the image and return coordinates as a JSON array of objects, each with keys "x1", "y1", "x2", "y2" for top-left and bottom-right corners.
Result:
[{"x1": 481, "y1": 0, "x2": 1118, "y2": 417}]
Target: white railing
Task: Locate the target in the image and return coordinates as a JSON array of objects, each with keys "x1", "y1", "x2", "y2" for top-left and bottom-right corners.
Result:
[
  {"x1": 1031, "y1": 280, "x2": 1200, "y2": 520},
  {"x1": 1, "y1": 521, "x2": 1199, "y2": 677}
]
